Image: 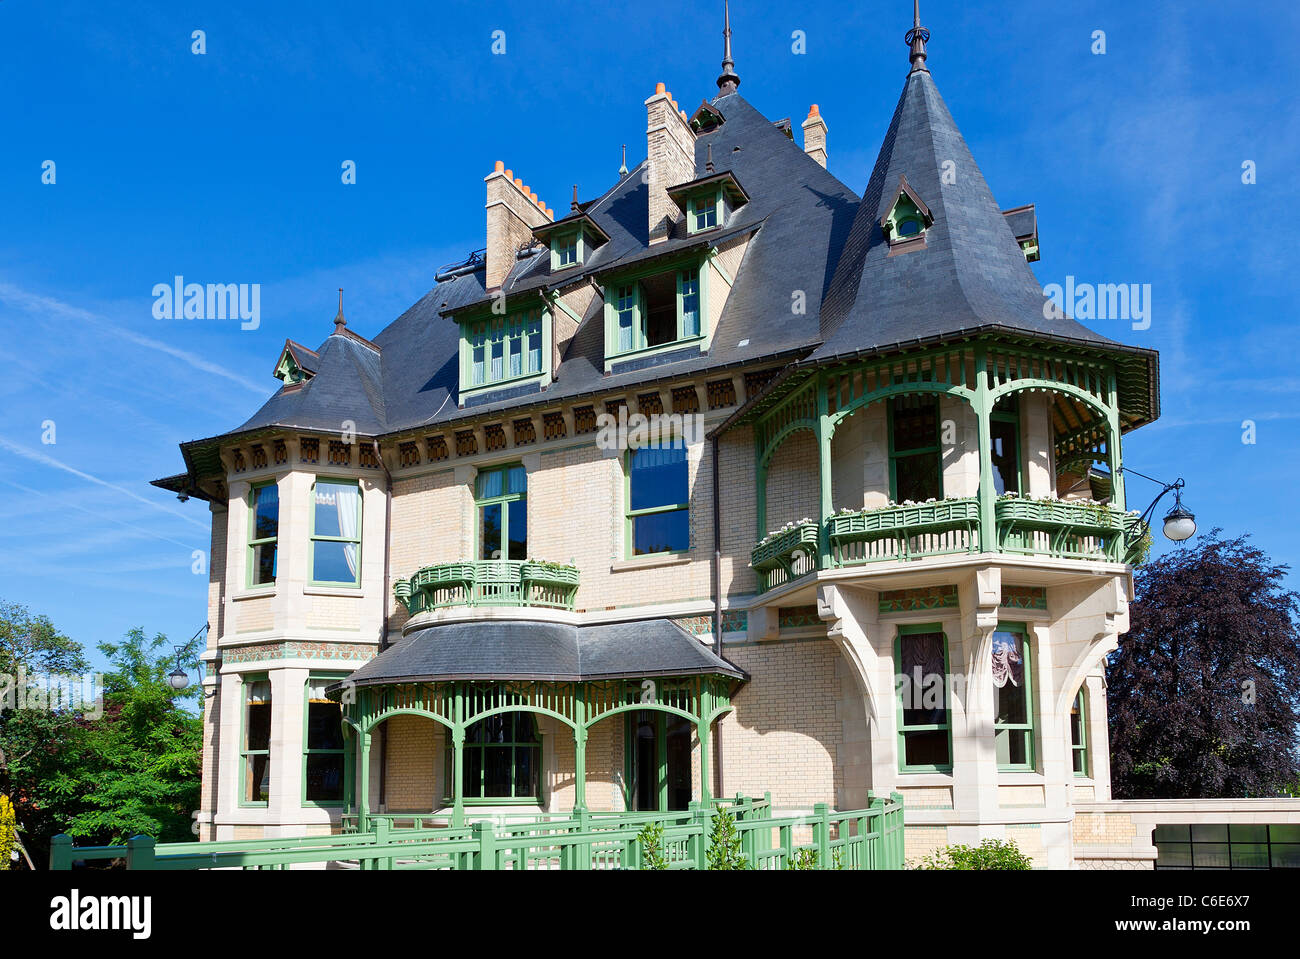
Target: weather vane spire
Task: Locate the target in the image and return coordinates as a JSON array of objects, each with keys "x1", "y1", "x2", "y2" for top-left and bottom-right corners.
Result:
[
  {"x1": 906, "y1": 0, "x2": 930, "y2": 73},
  {"x1": 334, "y1": 288, "x2": 347, "y2": 329},
  {"x1": 717, "y1": 1, "x2": 740, "y2": 95}
]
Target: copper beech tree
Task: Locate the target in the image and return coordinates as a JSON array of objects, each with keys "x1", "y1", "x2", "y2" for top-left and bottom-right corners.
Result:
[{"x1": 1107, "y1": 531, "x2": 1300, "y2": 799}]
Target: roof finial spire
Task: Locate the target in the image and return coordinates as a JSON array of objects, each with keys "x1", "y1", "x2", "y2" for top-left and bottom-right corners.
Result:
[
  {"x1": 618, "y1": 143, "x2": 628, "y2": 176},
  {"x1": 906, "y1": 0, "x2": 930, "y2": 73},
  {"x1": 334, "y1": 288, "x2": 347, "y2": 329},
  {"x1": 571, "y1": 184, "x2": 580, "y2": 213},
  {"x1": 716, "y1": 1, "x2": 740, "y2": 95}
]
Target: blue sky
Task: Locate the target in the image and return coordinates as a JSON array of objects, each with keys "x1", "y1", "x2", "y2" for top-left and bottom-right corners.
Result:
[{"x1": 1, "y1": 0, "x2": 1298, "y2": 672}]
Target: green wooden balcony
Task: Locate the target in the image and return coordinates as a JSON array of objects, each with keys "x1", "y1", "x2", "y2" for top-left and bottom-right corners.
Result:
[
  {"x1": 750, "y1": 521, "x2": 820, "y2": 593},
  {"x1": 829, "y1": 498, "x2": 981, "y2": 567},
  {"x1": 751, "y1": 496, "x2": 1141, "y2": 593},
  {"x1": 994, "y1": 497, "x2": 1129, "y2": 562},
  {"x1": 395, "y1": 560, "x2": 580, "y2": 615}
]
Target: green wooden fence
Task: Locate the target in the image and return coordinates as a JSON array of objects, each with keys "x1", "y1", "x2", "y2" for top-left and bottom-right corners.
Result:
[{"x1": 49, "y1": 793, "x2": 904, "y2": 871}]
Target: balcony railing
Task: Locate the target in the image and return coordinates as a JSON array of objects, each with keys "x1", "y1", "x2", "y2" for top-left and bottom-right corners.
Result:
[
  {"x1": 394, "y1": 560, "x2": 580, "y2": 615},
  {"x1": 751, "y1": 497, "x2": 1138, "y2": 592}
]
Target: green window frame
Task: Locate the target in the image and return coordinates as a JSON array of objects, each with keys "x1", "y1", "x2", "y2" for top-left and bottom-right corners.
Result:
[
  {"x1": 888, "y1": 395, "x2": 943, "y2": 502},
  {"x1": 895, "y1": 624, "x2": 952, "y2": 773},
  {"x1": 240, "y1": 675, "x2": 272, "y2": 807},
  {"x1": 476, "y1": 464, "x2": 527, "y2": 560},
  {"x1": 885, "y1": 193, "x2": 927, "y2": 241},
  {"x1": 303, "y1": 674, "x2": 347, "y2": 806},
  {"x1": 247, "y1": 480, "x2": 279, "y2": 588},
  {"x1": 1070, "y1": 688, "x2": 1090, "y2": 778},
  {"x1": 625, "y1": 439, "x2": 690, "y2": 557},
  {"x1": 550, "y1": 229, "x2": 581, "y2": 270},
  {"x1": 309, "y1": 478, "x2": 362, "y2": 587},
  {"x1": 445, "y1": 712, "x2": 542, "y2": 804},
  {"x1": 463, "y1": 309, "x2": 545, "y2": 390},
  {"x1": 687, "y1": 188, "x2": 721, "y2": 234},
  {"x1": 604, "y1": 262, "x2": 709, "y2": 363},
  {"x1": 993, "y1": 624, "x2": 1036, "y2": 772},
  {"x1": 990, "y1": 395, "x2": 1022, "y2": 496}
]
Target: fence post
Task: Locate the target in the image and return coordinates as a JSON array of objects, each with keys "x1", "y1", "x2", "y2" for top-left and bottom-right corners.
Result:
[
  {"x1": 375, "y1": 818, "x2": 392, "y2": 870},
  {"x1": 49, "y1": 834, "x2": 73, "y2": 871},
  {"x1": 473, "y1": 821, "x2": 498, "y2": 870},
  {"x1": 125, "y1": 835, "x2": 156, "y2": 871},
  {"x1": 812, "y1": 803, "x2": 830, "y2": 869},
  {"x1": 691, "y1": 802, "x2": 709, "y2": 870},
  {"x1": 890, "y1": 791, "x2": 905, "y2": 870}
]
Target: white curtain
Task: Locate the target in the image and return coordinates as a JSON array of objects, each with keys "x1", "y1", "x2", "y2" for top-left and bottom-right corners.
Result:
[
  {"x1": 335, "y1": 484, "x2": 360, "y2": 577},
  {"x1": 991, "y1": 632, "x2": 1023, "y2": 689}
]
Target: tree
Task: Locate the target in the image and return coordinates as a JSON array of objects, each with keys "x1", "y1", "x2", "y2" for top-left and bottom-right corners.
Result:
[
  {"x1": 0, "y1": 602, "x2": 90, "y2": 868},
  {"x1": 1107, "y1": 531, "x2": 1300, "y2": 798},
  {"x1": 46, "y1": 628, "x2": 203, "y2": 845},
  {"x1": 915, "y1": 839, "x2": 1033, "y2": 870}
]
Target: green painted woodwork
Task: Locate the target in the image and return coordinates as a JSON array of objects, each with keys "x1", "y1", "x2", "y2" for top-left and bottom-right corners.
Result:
[
  {"x1": 624, "y1": 440, "x2": 691, "y2": 559},
  {"x1": 895, "y1": 625, "x2": 953, "y2": 774},
  {"x1": 239, "y1": 674, "x2": 271, "y2": 808},
  {"x1": 303, "y1": 672, "x2": 349, "y2": 808},
  {"x1": 995, "y1": 497, "x2": 1128, "y2": 562},
  {"x1": 750, "y1": 521, "x2": 819, "y2": 592},
  {"x1": 883, "y1": 190, "x2": 930, "y2": 241},
  {"x1": 993, "y1": 624, "x2": 1036, "y2": 772},
  {"x1": 1071, "y1": 688, "x2": 1090, "y2": 778},
  {"x1": 686, "y1": 186, "x2": 724, "y2": 234},
  {"x1": 458, "y1": 306, "x2": 553, "y2": 399},
  {"x1": 246, "y1": 480, "x2": 279, "y2": 589},
  {"x1": 49, "y1": 791, "x2": 906, "y2": 871},
  {"x1": 393, "y1": 559, "x2": 580, "y2": 615},
  {"x1": 601, "y1": 255, "x2": 711, "y2": 369}
]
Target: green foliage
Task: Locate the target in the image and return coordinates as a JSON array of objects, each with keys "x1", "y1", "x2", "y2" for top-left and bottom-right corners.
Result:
[
  {"x1": 705, "y1": 807, "x2": 750, "y2": 870},
  {"x1": 915, "y1": 838, "x2": 1034, "y2": 870},
  {"x1": 1, "y1": 602, "x2": 204, "y2": 862},
  {"x1": 786, "y1": 848, "x2": 817, "y2": 870},
  {"x1": 636, "y1": 821, "x2": 670, "y2": 870},
  {"x1": 832, "y1": 848, "x2": 844, "y2": 870}
]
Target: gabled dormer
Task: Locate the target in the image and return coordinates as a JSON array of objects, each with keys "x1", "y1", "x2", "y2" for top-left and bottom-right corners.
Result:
[
  {"x1": 532, "y1": 204, "x2": 610, "y2": 273},
  {"x1": 1002, "y1": 204, "x2": 1040, "y2": 262},
  {"x1": 273, "y1": 339, "x2": 319, "y2": 388},
  {"x1": 880, "y1": 173, "x2": 934, "y2": 254},
  {"x1": 667, "y1": 169, "x2": 749, "y2": 236}
]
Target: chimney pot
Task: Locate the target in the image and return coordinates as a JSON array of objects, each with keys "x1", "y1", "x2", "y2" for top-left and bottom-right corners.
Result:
[
  {"x1": 655, "y1": 82, "x2": 666, "y2": 94},
  {"x1": 494, "y1": 160, "x2": 505, "y2": 172}
]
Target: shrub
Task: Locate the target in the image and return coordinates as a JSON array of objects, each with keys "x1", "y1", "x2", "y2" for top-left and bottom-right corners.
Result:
[
  {"x1": 706, "y1": 808, "x2": 750, "y2": 870},
  {"x1": 636, "y1": 821, "x2": 669, "y2": 870},
  {"x1": 915, "y1": 838, "x2": 1033, "y2": 870}
]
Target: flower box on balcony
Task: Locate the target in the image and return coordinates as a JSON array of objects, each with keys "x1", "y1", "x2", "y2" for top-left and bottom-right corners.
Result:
[
  {"x1": 828, "y1": 498, "x2": 980, "y2": 544},
  {"x1": 520, "y1": 562, "x2": 581, "y2": 589},
  {"x1": 994, "y1": 498, "x2": 1125, "y2": 532},
  {"x1": 750, "y1": 522, "x2": 820, "y2": 571},
  {"x1": 411, "y1": 562, "x2": 478, "y2": 589}
]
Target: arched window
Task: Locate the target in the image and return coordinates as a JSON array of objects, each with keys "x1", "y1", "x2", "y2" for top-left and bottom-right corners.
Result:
[{"x1": 452, "y1": 713, "x2": 541, "y2": 802}]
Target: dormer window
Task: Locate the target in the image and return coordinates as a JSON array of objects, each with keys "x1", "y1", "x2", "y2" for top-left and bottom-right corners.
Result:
[
  {"x1": 272, "y1": 340, "x2": 319, "y2": 387},
  {"x1": 553, "y1": 230, "x2": 580, "y2": 269},
  {"x1": 690, "y1": 192, "x2": 719, "y2": 233},
  {"x1": 604, "y1": 260, "x2": 708, "y2": 368},
  {"x1": 669, "y1": 171, "x2": 749, "y2": 238},
  {"x1": 533, "y1": 212, "x2": 610, "y2": 274},
  {"x1": 881, "y1": 173, "x2": 934, "y2": 254},
  {"x1": 458, "y1": 306, "x2": 551, "y2": 397}
]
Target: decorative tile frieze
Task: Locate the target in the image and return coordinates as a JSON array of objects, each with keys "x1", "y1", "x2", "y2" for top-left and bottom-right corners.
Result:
[
  {"x1": 542, "y1": 411, "x2": 567, "y2": 440},
  {"x1": 398, "y1": 441, "x2": 420, "y2": 468},
  {"x1": 273, "y1": 440, "x2": 288, "y2": 465},
  {"x1": 673, "y1": 611, "x2": 747, "y2": 636},
  {"x1": 455, "y1": 430, "x2": 477, "y2": 456},
  {"x1": 573, "y1": 405, "x2": 597, "y2": 434},
  {"x1": 222, "y1": 641, "x2": 378, "y2": 665},
  {"x1": 1001, "y1": 585, "x2": 1047, "y2": 610},
  {"x1": 512, "y1": 417, "x2": 537, "y2": 446},
  {"x1": 484, "y1": 423, "x2": 507, "y2": 452},
  {"x1": 328, "y1": 440, "x2": 352, "y2": 467},
  {"x1": 427, "y1": 435, "x2": 449, "y2": 462},
  {"x1": 671, "y1": 386, "x2": 701, "y2": 415},
  {"x1": 878, "y1": 585, "x2": 960, "y2": 614},
  {"x1": 744, "y1": 368, "x2": 779, "y2": 399},
  {"x1": 636, "y1": 392, "x2": 663, "y2": 416},
  {"x1": 358, "y1": 444, "x2": 380, "y2": 469},
  {"x1": 300, "y1": 437, "x2": 320, "y2": 464},
  {"x1": 778, "y1": 605, "x2": 822, "y2": 630},
  {"x1": 250, "y1": 444, "x2": 268, "y2": 469}
]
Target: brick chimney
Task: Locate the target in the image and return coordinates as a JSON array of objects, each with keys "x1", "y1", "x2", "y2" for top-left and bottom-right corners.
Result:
[
  {"x1": 645, "y1": 83, "x2": 696, "y2": 244},
  {"x1": 802, "y1": 105, "x2": 828, "y2": 168},
  {"x1": 485, "y1": 160, "x2": 552, "y2": 290}
]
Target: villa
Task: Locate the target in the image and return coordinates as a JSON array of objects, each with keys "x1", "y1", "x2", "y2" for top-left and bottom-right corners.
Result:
[{"x1": 150, "y1": 3, "x2": 1300, "y2": 869}]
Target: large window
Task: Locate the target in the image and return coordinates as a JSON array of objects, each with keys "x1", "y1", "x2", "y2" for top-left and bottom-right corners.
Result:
[
  {"x1": 465, "y1": 310, "x2": 544, "y2": 389},
  {"x1": 993, "y1": 626, "x2": 1035, "y2": 771},
  {"x1": 304, "y1": 677, "x2": 345, "y2": 805},
  {"x1": 895, "y1": 626, "x2": 951, "y2": 772},
  {"x1": 1154, "y1": 824, "x2": 1300, "y2": 870},
  {"x1": 310, "y1": 479, "x2": 362, "y2": 586},
  {"x1": 990, "y1": 395, "x2": 1022, "y2": 495},
  {"x1": 626, "y1": 440, "x2": 689, "y2": 556},
  {"x1": 451, "y1": 713, "x2": 541, "y2": 802},
  {"x1": 241, "y1": 677, "x2": 272, "y2": 805},
  {"x1": 477, "y1": 465, "x2": 527, "y2": 560},
  {"x1": 1070, "y1": 688, "x2": 1089, "y2": 777},
  {"x1": 248, "y1": 482, "x2": 279, "y2": 586},
  {"x1": 689, "y1": 191, "x2": 719, "y2": 233},
  {"x1": 889, "y1": 396, "x2": 942, "y2": 502},
  {"x1": 607, "y1": 266, "x2": 706, "y2": 359}
]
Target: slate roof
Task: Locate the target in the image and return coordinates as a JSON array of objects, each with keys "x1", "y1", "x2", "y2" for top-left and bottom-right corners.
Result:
[
  {"x1": 340, "y1": 619, "x2": 745, "y2": 685},
  {"x1": 158, "y1": 33, "x2": 1159, "y2": 487}
]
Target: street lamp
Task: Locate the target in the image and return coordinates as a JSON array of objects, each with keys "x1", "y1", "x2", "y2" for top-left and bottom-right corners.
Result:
[
  {"x1": 1121, "y1": 468, "x2": 1197, "y2": 545},
  {"x1": 166, "y1": 624, "x2": 210, "y2": 692}
]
